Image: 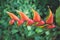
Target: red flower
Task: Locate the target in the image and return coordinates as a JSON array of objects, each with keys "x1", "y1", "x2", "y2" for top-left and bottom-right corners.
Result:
[
  {"x1": 16, "y1": 10, "x2": 29, "y2": 21},
  {"x1": 45, "y1": 8, "x2": 56, "y2": 29},
  {"x1": 46, "y1": 8, "x2": 53, "y2": 24},
  {"x1": 16, "y1": 10, "x2": 34, "y2": 26},
  {"x1": 32, "y1": 9, "x2": 41, "y2": 22},
  {"x1": 32, "y1": 9, "x2": 45, "y2": 26}
]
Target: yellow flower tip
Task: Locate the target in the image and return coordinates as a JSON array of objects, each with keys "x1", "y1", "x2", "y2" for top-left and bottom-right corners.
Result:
[
  {"x1": 6, "y1": 11, "x2": 10, "y2": 14},
  {"x1": 47, "y1": 6, "x2": 52, "y2": 13},
  {"x1": 6, "y1": 12, "x2": 12, "y2": 16},
  {"x1": 47, "y1": 5, "x2": 51, "y2": 11},
  {"x1": 32, "y1": 9, "x2": 35, "y2": 12},
  {"x1": 47, "y1": 5, "x2": 50, "y2": 8},
  {"x1": 16, "y1": 10, "x2": 20, "y2": 13}
]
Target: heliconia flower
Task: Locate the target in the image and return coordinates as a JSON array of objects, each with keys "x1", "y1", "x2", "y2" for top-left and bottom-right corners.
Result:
[
  {"x1": 16, "y1": 10, "x2": 29, "y2": 21},
  {"x1": 32, "y1": 9, "x2": 45, "y2": 26},
  {"x1": 9, "y1": 19, "x2": 15, "y2": 25},
  {"x1": 36, "y1": 20, "x2": 45, "y2": 26},
  {"x1": 46, "y1": 8, "x2": 53, "y2": 24},
  {"x1": 32, "y1": 9, "x2": 41, "y2": 22},
  {"x1": 7, "y1": 12, "x2": 19, "y2": 21},
  {"x1": 47, "y1": 24, "x2": 55, "y2": 29},
  {"x1": 16, "y1": 10, "x2": 34, "y2": 26},
  {"x1": 17, "y1": 20, "x2": 24, "y2": 26},
  {"x1": 26, "y1": 19, "x2": 34, "y2": 26}
]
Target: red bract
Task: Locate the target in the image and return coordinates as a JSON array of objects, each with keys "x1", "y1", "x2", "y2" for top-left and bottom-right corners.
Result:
[
  {"x1": 46, "y1": 8, "x2": 53, "y2": 24},
  {"x1": 16, "y1": 10, "x2": 29, "y2": 21},
  {"x1": 27, "y1": 19, "x2": 34, "y2": 26},
  {"x1": 9, "y1": 19, "x2": 15, "y2": 25},
  {"x1": 32, "y1": 9, "x2": 41, "y2": 22},
  {"x1": 17, "y1": 20, "x2": 24, "y2": 26},
  {"x1": 32, "y1": 9, "x2": 45, "y2": 26},
  {"x1": 7, "y1": 12, "x2": 19, "y2": 21},
  {"x1": 36, "y1": 20, "x2": 45, "y2": 26},
  {"x1": 47, "y1": 24, "x2": 55, "y2": 29}
]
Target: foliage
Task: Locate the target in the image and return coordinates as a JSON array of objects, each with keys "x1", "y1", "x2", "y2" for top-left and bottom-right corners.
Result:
[
  {"x1": 0, "y1": 0, "x2": 60, "y2": 40},
  {"x1": 56, "y1": 7, "x2": 60, "y2": 26}
]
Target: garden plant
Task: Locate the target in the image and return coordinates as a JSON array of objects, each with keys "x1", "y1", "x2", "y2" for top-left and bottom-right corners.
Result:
[{"x1": 0, "y1": 0, "x2": 60, "y2": 40}]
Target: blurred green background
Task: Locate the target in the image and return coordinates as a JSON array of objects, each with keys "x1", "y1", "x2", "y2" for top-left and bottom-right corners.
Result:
[{"x1": 0, "y1": 0, "x2": 60, "y2": 40}]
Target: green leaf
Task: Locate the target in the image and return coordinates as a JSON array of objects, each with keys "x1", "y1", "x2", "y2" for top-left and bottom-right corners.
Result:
[
  {"x1": 45, "y1": 31, "x2": 50, "y2": 35},
  {"x1": 56, "y1": 6, "x2": 60, "y2": 26},
  {"x1": 11, "y1": 29, "x2": 18, "y2": 34},
  {"x1": 34, "y1": 36, "x2": 40, "y2": 40},
  {"x1": 27, "y1": 26, "x2": 32, "y2": 31},
  {"x1": 27, "y1": 31, "x2": 35, "y2": 37},
  {"x1": 35, "y1": 28, "x2": 43, "y2": 33}
]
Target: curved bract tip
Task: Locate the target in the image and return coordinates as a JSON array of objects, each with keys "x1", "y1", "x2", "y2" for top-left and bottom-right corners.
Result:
[
  {"x1": 17, "y1": 11, "x2": 29, "y2": 21},
  {"x1": 7, "y1": 12, "x2": 19, "y2": 21},
  {"x1": 32, "y1": 9, "x2": 41, "y2": 22},
  {"x1": 16, "y1": 10, "x2": 20, "y2": 13}
]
